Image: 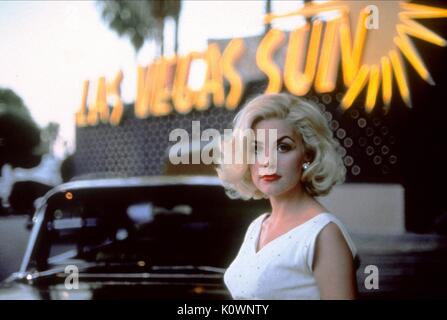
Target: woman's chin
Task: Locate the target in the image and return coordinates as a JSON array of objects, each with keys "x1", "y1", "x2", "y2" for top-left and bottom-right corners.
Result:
[
  {"x1": 257, "y1": 182, "x2": 299, "y2": 198},
  {"x1": 258, "y1": 186, "x2": 287, "y2": 197}
]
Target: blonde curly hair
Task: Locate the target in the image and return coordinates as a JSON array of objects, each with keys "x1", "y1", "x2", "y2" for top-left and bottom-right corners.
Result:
[{"x1": 215, "y1": 93, "x2": 346, "y2": 200}]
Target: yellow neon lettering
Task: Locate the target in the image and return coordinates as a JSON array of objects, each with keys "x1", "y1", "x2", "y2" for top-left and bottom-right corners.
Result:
[
  {"x1": 135, "y1": 63, "x2": 157, "y2": 119},
  {"x1": 151, "y1": 57, "x2": 174, "y2": 116},
  {"x1": 284, "y1": 24, "x2": 311, "y2": 96},
  {"x1": 222, "y1": 38, "x2": 245, "y2": 110},
  {"x1": 75, "y1": 80, "x2": 89, "y2": 127},
  {"x1": 107, "y1": 70, "x2": 124, "y2": 126},
  {"x1": 196, "y1": 43, "x2": 225, "y2": 110},
  {"x1": 256, "y1": 28, "x2": 285, "y2": 94},
  {"x1": 340, "y1": 10, "x2": 368, "y2": 86},
  {"x1": 87, "y1": 76, "x2": 108, "y2": 126},
  {"x1": 172, "y1": 54, "x2": 194, "y2": 114},
  {"x1": 315, "y1": 18, "x2": 340, "y2": 93}
]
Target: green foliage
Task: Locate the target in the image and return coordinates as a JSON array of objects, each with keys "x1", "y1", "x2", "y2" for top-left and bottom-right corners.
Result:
[
  {"x1": 0, "y1": 88, "x2": 42, "y2": 168},
  {"x1": 96, "y1": 0, "x2": 181, "y2": 53},
  {"x1": 0, "y1": 88, "x2": 33, "y2": 121}
]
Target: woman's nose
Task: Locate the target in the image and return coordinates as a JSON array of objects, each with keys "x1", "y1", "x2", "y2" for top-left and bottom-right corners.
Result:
[
  {"x1": 259, "y1": 159, "x2": 268, "y2": 168},
  {"x1": 257, "y1": 149, "x2": 269, "y2": 165},
  {"x1": 258, "y1": 150, "x2": 277, "y2": 173}
]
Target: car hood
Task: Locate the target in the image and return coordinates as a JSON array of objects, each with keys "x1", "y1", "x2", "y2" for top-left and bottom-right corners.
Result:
[{"x1": 0, "y1": 274, "x2": 231, "y2": 300}]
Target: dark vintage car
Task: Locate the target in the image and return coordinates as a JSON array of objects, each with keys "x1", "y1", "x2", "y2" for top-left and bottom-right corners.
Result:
[{"x1": 0, "y1": 175, "x2": 269, "y2": 299}]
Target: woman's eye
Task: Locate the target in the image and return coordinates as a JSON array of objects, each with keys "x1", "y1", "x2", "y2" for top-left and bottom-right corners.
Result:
[{"x1": 277, "y1": 144, "x2": 291, "y2": 152}]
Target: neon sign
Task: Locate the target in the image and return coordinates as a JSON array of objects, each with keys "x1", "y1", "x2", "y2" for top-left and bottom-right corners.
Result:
[{"x1": 76, "y1": 1, "x2": 447, "y2": 127}]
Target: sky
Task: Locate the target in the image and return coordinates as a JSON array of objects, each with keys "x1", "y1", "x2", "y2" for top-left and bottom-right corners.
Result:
[{"x1": 0, "y1": 0, "x2": 303, "y2": 158}]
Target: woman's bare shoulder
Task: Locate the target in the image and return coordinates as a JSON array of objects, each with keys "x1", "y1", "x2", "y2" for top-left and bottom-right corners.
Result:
[
  {"x1": 317, "y1": 222, "x2": 350, "y2": 247},
  {"x1": 313, "y1": 222, "x2": 358, "y2": 299}
]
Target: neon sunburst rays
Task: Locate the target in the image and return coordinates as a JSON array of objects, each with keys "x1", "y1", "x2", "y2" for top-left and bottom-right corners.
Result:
[{"x1": 265, "y1": 1, "x2": 447, "y2": 113}]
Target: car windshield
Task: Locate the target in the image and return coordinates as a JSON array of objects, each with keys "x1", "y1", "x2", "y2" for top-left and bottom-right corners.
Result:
[{"x1": 40, "y1": 183, "x2": 267, "y2": 272}]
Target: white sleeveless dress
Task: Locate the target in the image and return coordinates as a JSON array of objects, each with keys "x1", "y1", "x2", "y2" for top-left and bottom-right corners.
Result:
[{"x1": 223, "y1": 212, "x2": 357, "y2": 300}]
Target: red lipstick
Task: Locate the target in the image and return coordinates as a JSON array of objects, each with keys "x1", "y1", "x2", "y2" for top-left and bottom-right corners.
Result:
[{"x1": 261, "y1": 174, "x2": 281, "y2": 181}]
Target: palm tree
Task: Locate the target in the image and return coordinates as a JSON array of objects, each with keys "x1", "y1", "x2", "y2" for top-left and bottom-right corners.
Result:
[
  {"x1": 265, "y1": 0, "x2": 272, "y2": 34},
  {"x1": 151, "y1": 0, "x2": 182, "y2": 56},
  {"x1": 96, "y1": 0, "x2": 182, "y2": 56}
]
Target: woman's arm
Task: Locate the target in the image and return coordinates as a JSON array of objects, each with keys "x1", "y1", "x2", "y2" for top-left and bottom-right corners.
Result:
[{"x1": 312, "y1": 222, "x2": 358, "y2": 299}]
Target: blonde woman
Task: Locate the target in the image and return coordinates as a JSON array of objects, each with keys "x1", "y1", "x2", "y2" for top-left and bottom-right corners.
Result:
[{"x1": 217, "y1": 93, "x2": 358, "y2": 300}]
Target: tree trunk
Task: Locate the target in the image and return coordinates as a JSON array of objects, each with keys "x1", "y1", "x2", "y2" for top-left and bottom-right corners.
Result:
[
  {"x1": 265, "y1": 0, "x2": 272, "y2": 34},
  {"x1": 160, "y1": 18, "x2": 165, "y2": 57},
  {"x1": 303, "y1": 0, "x2": 312, "y2": 24},
  {"x1": 154, "y1": 18, "x2": 165, "y2": 58},
  {"x1": 174, "y1": 14, "x2": 179, "y2": 55}
]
